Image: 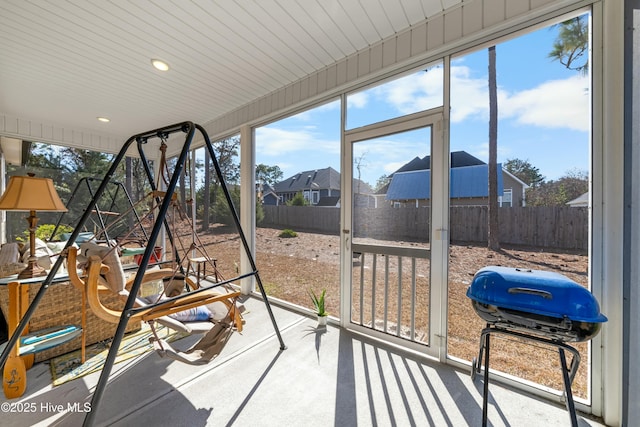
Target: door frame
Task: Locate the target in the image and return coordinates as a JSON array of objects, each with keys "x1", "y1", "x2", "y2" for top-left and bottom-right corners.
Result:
[{"x1": 339, "y1": 107, "x2": 447, "y2": 360}]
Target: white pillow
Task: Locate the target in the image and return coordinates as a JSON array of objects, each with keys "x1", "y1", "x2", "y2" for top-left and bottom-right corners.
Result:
[
  {"x1": 46, "y1": 240, "x2": 74, "y2": 254},
  {"x1": 0, "y1": 242, "x2": 20, "y2": 265},
  {"x1": 21, "y1": 238, "x2": 53, "y2": 263},
  {"x1": 79, "y1": 242, "x2": 125, "y2": 293}
]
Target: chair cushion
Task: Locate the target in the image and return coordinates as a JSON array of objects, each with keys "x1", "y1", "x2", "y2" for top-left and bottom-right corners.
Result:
[{"x1": 168, "y1": 305, "x2": 212, "y2": 322}]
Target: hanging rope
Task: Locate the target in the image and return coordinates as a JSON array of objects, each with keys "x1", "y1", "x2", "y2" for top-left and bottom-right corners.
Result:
[
  {"x1": 76, "y1": 139, "x2": 225, "y2": 298},
  {"x1": 157, "y1": 137, "x2": 171, "y2": 189}
]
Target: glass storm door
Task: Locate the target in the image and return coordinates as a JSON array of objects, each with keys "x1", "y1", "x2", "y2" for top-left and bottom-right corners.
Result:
[{"x1": 341, "y1": 109, "x2": 446, "y2": 359}]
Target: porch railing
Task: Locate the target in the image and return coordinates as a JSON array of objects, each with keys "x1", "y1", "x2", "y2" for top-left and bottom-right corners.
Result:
[{"x1": 351, "y1": 243, "x2": 430, "y2": 345}]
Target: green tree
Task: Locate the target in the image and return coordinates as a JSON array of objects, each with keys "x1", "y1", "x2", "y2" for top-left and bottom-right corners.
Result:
[
  {"x1": 375, "y1": 174, "x2": 391, "y2": 192},
  {"x1": 201, "y1": 148, "x2": 212, "y2": 230},
  {"x1": 60, "y1": 147, "x2": 113, "y2": 177},
  {"x1": 526, "y1": 169, "x2": 588, "y2": 206},
  {"x1": 503, "y1": 158, "x2": 545, "y2": 187},
  {"x1": 548, "y1": 16, "x2": 589, "y2": 74},
  {"x1": 198, "y1": 136, "x2": 240, "y2": 225},
  {"x1": 256, "y1": 164, "x2": 283, "y2": 187},
  {"x1": 211, "y1": 185, "x2": 264, "y2": 226},
  {"x1": 286, "y1": 192, "x2": 309, "y2": 206},
  {"x1": 127, "y1": 157, "x2": 152, "y2": 206},
  {"x1": 213, "y1": 136, "x2": 240, "y2": 185},
  {"x1": 5, "y1": 142, "x2": 123, "y2": 241},
  {"x1": 541, "y1": 16, "x2": 589, "y2": 207}
]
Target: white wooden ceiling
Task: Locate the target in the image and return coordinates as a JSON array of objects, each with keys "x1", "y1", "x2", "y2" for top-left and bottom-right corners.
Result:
[{"x1": 0, "y1": 0, "x2": 463, "y2": 146}]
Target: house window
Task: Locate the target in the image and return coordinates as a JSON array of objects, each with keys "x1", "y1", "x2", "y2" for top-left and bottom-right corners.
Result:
[
  {"x1": 304, "y1": 190, "x2": 320, "y2": 204},
  {"x1": 501, "y1": 189, "x2": 513, "y2": 207}
]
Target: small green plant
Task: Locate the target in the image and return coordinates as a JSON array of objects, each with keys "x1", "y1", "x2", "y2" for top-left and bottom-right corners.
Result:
[
  {"x1": 309, "y1": 289, "x2": 328, "y2": 317},
  {"x1": 18, "y1": 223, "x2": 73, "y2": 242},
  {"x1": 279, "y1": 228, "x2": 297, "y2": 238},
  {"x1": 285, "y1": 191, "x2": 309, "y2": 206}
]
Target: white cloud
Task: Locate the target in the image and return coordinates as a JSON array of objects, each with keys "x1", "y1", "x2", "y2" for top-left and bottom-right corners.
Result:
[
  {"x1": 450, "y1": 66, "x2": 589, "y2": 131},
  {"x1": 376, "y1": 69, "x2": 444, "y2": 115},
  {"x1": 287, "y1": 99, "x2": 340, "y2": 121},
  {"x1": 255, "y1": 126, "x2": 338, "y2": 157},
  {"x1": 501, "y1": 75, "x2": 589, "y2": 131},
  {"x1": 449, "y1": 66, "x2": 494, "y2": 123},
  {"x1": 383, "y1": 161, "x2": 408, "y2": 174},
  {"x1": 466, "y1": 141, "x2": 516, "y2": 163},
  {"x1": 347, "y1": 92, "x2": 368, "y2": 108},
  {"x1": 375, "y1": 65, "x2": 589, "y2": 132},
  {"x1": 256, "y1": 66, "x2": 589, "y2": 181}
]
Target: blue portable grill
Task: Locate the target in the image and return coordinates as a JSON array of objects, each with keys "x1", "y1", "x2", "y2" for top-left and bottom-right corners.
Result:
[
  {"x1": 467, "y1": 266, "x2": 607, "y2": 342},
  {"x1": 466, "y1": 266, "x2": 607, "y2": 427}
]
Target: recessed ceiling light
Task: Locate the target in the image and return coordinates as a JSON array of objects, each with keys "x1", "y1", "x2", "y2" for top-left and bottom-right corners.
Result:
[
  {"x1": 97, "y1": 117, "x2": 110, "y2": 123},
  {"x1": 151, "y1": 59, "x2": 169, "y2": 71}
]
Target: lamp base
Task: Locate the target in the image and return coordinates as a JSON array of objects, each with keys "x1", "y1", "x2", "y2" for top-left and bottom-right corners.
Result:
[{"x1": 17, "y1": 260, "x2": 47, "y2": 280}]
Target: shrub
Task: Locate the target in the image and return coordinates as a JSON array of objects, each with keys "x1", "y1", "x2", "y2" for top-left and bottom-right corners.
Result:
[
  {"x1": 19, "y1": 223, "x2": 73, "y2": 242},
  {"x1": 285, "y1": 191, "x2": 309, "y2": 206},
  {"x1": 211, "y1": 186, "x2": 264, "y2": 226},
  {"x1": 278, "y1": 228, "x2": 297, "y2": 238}
]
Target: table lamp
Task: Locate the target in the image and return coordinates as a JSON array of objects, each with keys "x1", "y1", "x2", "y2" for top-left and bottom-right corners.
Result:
[{"x1": 0, "y1": 173, "x2": 67, "y2": 278}]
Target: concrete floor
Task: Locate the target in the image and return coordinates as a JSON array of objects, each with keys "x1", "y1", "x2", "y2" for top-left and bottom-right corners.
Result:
[{"x1": 1, "y1": 296, "x2": 606, "y2": 427}]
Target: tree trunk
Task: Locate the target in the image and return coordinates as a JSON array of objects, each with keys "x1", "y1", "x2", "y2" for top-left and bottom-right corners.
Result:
[
  {"x1": 488, "y1": 46, "x2": 500, "y2": 251},
  {"x1": 125, "y1": 157, "x2": 134, "y2": 232},
  {"x1": 202, "y1": 148, "x2": 211, "y2": 231},
  {"x1": 180, "y1": 165, "x2": 187, "y2": 215}
]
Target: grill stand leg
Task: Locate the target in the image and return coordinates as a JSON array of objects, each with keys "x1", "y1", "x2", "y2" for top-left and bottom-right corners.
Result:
[
  {"x1": 473, "y1": 323, "x2": 490, "y2": 380},
  {"x1": 482, "y1": 331, "x2": 491, "y2": 427},
  {"x1": 473, "y1": 326, "x2": 582, "y2": 427},
  {"x1": 559, "y1": 348, "x2": 578, "y2": 427}
]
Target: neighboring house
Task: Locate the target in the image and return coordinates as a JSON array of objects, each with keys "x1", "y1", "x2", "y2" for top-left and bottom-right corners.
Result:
[
  {"x1": 381, "y1": 151, "x2": 528, "y2": 207},
  {"x1": 273, "y1": 166, "x2": 371, "y2": 206},
  {"x1": 257, "y1": 183, "x2": 280, "y2": 206},
  {"x1": 315, "y1": 196, "x2": 340, "y2": 207},
  {"x1": 567, "y1": 192, "x2": 589, "y2": 207}
]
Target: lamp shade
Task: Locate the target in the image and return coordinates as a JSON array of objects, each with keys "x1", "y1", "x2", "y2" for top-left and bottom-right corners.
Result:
[{"x1": 0, "y1": 174, "x2": 67, "y2": 212}]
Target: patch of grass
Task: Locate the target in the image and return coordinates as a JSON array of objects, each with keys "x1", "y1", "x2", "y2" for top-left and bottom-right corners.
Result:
[
  {"x1": 278, "y1": 228, "x2": 298, "y2": 238},
  {"x1": 261, "y1": 281, "x2": 281, "y2": 296}
]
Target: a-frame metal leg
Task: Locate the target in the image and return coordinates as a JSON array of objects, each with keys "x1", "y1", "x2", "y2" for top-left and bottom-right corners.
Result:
[{"x1": 47, "y1": 122, "x2": 288, "y2": 426}]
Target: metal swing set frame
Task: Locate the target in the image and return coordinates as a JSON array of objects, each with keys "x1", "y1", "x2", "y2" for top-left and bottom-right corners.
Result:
[{"x1": 0, "y1": 121, "x2": 287, "y2": 426}]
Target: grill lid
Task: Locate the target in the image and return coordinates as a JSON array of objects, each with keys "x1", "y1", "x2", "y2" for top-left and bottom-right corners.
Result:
[{"x1": 467, "y1": 266, "x2": 607, "y2": 323}]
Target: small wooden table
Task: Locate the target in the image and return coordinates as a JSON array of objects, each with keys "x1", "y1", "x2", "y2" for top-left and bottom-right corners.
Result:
[{"x1": 187, "y1": 257, "x2": 219, "y2": 286}]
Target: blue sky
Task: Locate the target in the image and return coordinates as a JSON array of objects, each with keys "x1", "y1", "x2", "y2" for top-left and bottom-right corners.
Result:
[{"x1": 255, "y1": 14, "x2": 590, "y2": 187}]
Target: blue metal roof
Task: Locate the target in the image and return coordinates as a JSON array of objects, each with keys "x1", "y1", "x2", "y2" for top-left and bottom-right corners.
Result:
[
  {"x1": 386, "y1": 164, "x2": 503, "y2": 201},
  {"x1": 386, "y1": 170, "x2": 431, "y2": 200}
]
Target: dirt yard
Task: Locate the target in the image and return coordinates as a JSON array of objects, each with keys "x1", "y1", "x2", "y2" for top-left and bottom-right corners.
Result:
[{"x1": 193, "y1": 225, "x2": 592, "y2": 398}]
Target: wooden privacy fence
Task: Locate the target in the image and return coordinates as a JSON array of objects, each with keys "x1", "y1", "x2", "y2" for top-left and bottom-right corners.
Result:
[
  {"x1": 261, "y1": 205, "x2": 341, "y2": 234},
  {"x1": 449, "y1": 206, "x2": 588, "y2": 250},
  {"x1": 261, "y1": 205, "x2": 588, "y2": 251}
]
